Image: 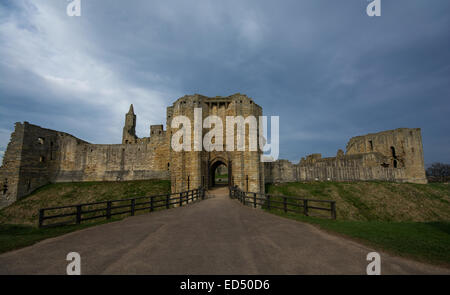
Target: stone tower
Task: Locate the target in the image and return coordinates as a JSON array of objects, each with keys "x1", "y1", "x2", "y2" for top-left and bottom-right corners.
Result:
[
  {"x1": 122, "y1": 104, "x2": 137, "y2": 144},
  {"x1": 167, "y1": 94, "x2": 265, "y2": 194},
  {"x1": 345, "y1": 128, "x2": 427, "y2": 183}
]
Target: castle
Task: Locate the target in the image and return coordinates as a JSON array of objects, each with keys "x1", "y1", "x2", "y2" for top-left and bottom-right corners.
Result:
[{"x1": 0, "y1": 94, "x2": 427, "y2": 208}]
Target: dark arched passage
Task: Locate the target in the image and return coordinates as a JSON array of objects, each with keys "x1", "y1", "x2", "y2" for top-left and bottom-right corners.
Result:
[
  {"x1": 208, "y1": 158, "x2": 232, "y2": 189},
  {"x1": 210, "y1": 160, "x2": 228, "y2": 187}
]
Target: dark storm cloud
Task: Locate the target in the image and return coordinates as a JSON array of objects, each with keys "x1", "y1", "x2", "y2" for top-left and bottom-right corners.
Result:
[{"x1": 0, "y1": 0, "x2": 449, "y2": 164}]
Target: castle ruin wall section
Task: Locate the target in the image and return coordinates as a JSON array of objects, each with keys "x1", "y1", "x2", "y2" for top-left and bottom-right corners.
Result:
[{"x1": 0, "y1": 122, "x2": 169, "y2": 207}]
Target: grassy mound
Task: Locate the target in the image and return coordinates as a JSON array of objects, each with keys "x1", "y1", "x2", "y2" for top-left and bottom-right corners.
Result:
[
  {"x1": 0, "y1": 179, "x2": 171, "y2": 226},
  {"x1": 266, "y1": 181, "x2": 450, "y2": 266},
  {"x1": 266, "y1": 181, "x2": 450, "y2": 222}
]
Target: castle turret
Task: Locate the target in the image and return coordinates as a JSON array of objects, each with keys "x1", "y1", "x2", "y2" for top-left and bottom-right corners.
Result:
[{"x1": 122, "y1": 104, "x2": 137, "y2": 144}]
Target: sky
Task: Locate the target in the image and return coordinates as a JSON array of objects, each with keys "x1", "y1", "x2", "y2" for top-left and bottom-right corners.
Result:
[{"x1": 0, "y1": 0, "x2": 449, "y2": 164}]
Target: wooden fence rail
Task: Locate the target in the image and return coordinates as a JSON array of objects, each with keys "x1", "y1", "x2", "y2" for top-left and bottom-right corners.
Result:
[
  {"x1": 229, "y1": 186, "x2": 336, "y2": 219},
  {"x1": 39, "y1": 187, "x2": 205, "y2": 228}
]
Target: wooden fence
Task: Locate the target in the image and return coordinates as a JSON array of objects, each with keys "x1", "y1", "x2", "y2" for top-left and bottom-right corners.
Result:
[
  {"x1": 229, "y1": 186, "x2": 336, "y2": 219},
  {"x1": 38, "y1": 188, "x2": 205, "y2": 228}
]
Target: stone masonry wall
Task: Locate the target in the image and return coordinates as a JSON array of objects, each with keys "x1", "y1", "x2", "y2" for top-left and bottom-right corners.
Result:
[
  {"x1": 0, "y1": 122, "x2": 169, "y2": 207},
  {"x1": 0, "y1": 122, "x2": 26, "y2": 207},
  {"x1": 167, "y1": 94, "x2": 264, "y2": 194},
  {"x1": 265, "y1": 128, "x2": 426, "y2": 184}
]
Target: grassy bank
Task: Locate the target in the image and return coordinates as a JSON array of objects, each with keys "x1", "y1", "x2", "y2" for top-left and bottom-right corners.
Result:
[
  {"x1": 0, "y1": 179, "x2": 171, "y2": 253},
  {"x1": 0, "y1": 179, "x2": 171, "y2": 226},
  {"x1": 266, "y1": 181, "x2": 450, "y2": 266}
]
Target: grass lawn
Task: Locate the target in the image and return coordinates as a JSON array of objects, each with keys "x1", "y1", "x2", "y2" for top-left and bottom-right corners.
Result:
[{"x1": 0, "y1": 221, "x2": 107, "y2": 254}]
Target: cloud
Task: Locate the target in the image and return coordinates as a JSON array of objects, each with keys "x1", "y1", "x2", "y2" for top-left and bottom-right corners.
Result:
[
  {"x1": 0, "y1": 0, "x2": 449, "y2": 164},
  {"x1": 0, "y1": 0, "x2": 177, "y2": 143}
]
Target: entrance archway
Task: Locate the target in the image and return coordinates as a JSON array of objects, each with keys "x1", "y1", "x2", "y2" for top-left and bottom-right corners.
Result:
[
  {"x1": 209, "y1": 158, "x2": 232, "y2": 188},
  {"x1": 210, "y1": 160, "x2": 228, "y2": 187}
]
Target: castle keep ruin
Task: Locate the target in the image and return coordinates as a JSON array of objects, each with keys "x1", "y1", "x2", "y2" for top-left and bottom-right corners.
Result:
[
  {"x1": 265, "y1": 128, "x2": 427, "y2": 184},
  {"x1": 0, "y1": 94, "x2": 427, "y2": 208}
]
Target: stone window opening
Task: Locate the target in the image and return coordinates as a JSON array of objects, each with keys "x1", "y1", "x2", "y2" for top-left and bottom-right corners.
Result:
[
  {"x1": 38, "y1": 137, "x2": 45, "y2": 145},
  {"x1": 391, "y1": 146, "x2": 399, "y2": 168},
  {"x1": 391, "y1": 146, "x2": 397, "y2": 158},
  {"x1": 40, "y1": 156, "x2": 45, "y2": 163},
  {"x1": 2, "y1": 179, "x2": 7, "y2": 195},
  {"x1": 369, "y1": 140, "x2": 373, "y2": 151}
]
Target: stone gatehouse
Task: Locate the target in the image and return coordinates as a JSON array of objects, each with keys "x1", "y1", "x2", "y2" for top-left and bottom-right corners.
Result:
[{"x1": 0, "y1": 93, "x2": 427, "y2": 208}]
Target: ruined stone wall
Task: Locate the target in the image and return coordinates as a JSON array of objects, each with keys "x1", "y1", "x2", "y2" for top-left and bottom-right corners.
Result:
[
  {"x1": 346, "y1": 128, "x2": 427, "y2": 183},
  {"x1": 265, "y1": 154, "x2": 407, "y2": 183},
  {"x1": 265, "y1": 128, "x2": 426, "y2": 184},
  {"x1": 0, "y1": 122, "x2": 26, "y2": 207},
  {"x1": 54, "y1": 136, "x2": 169, "y2": 182},
  {"x1": 0, "y1": 122, "x2": 169, "y2": 207}
]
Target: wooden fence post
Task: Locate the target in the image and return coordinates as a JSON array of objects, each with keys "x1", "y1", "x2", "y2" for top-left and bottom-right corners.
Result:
[
  {"x1": 76, "y1": 205, "x2": 82, "y2": 224},
  {"x1": 243, "y1": 191, "x2": 246, "y2": 205},
  {"x1": 267, "y1": 195, "x2": 271, "y2": 210},
  {"x1": 303, "y1": 200, "x2": 308, "y2": 216},
  {"x1": 166, "y1": 194, "x2": 170, "y2": 209},
  {"x1": 331, "y1": 201, "x2": 336, "y2": 219},
  {"x1": 283, "y1": 197, "x2": 287, "y2": 213},
  {"x1": 131, "y1": 199, "x2": 135, "y2": 216},
  {"x1": 39, "y1": 209, "x2": 45, "y2": 228},
  {"x1": 150, "y1": 196, "x2": 154, "y2": 212},
  {"x1": 254, "y1": 193, "x2": 257, "y2": 208},
  {"x1": 179, "y1": 192, "x2": 183, "y2": 207},
  {"x1": 106, "y1": 201, "x2": 112, "y2": 219}
]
